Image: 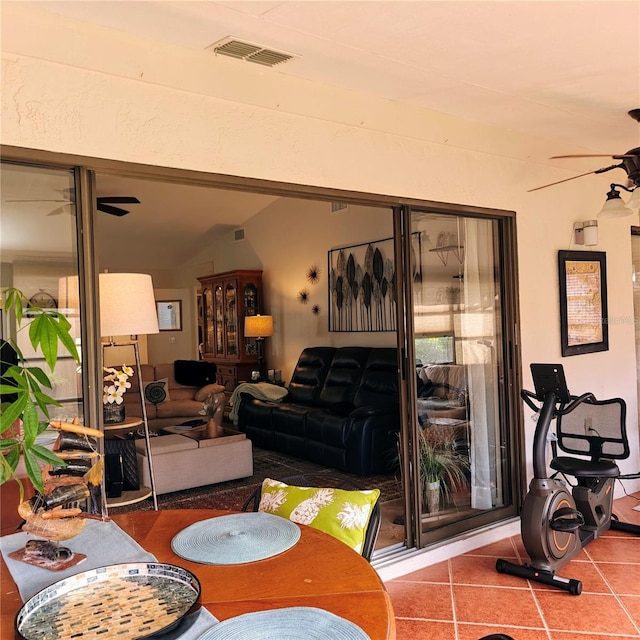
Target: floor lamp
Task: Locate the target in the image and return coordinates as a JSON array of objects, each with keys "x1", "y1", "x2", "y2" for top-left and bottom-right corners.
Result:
[
  {"x1": 244, "y1": 314, "x2": 273, "y2": 379},
  {"x1": 100, "y1": 272, "x2": 159, "y2": 510}
]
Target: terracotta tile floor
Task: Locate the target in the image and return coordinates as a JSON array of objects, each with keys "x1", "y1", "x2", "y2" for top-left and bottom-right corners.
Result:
[{"x1": 385, "y1": 492, "x2": 640, "y2": 639}]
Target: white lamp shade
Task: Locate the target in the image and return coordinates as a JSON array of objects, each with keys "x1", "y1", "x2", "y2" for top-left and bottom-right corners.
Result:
[
  {"x1": 627, "y1": 187, "x2": 640, "y2": 211},
  {"x1": 597, "y1": 192, "x2": 633, "y2": 218},
  {"x1": 99, "y1": 272, "x2": 159, "y2": 337},
  {"x1": 244, "y1": 314, "x2": 273, "y2": 338}
]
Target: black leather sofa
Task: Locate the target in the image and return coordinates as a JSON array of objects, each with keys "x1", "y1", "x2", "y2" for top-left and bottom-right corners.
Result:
[{"x1": 237, "y1": 346, "x2": 400, "y2": 475}]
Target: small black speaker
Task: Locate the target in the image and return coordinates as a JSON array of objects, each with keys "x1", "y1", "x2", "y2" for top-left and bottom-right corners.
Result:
[{"x1": 105, "y1": 453, "x2": 124, "y2": 498}]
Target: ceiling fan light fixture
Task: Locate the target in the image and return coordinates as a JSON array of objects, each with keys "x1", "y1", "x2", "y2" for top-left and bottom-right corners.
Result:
[
  {"x1": 625, "y1": 186, "x2": 640, "y2": 211},
  {"x1": 596, "y1": 184, "x2": 633, "y2": 218}
]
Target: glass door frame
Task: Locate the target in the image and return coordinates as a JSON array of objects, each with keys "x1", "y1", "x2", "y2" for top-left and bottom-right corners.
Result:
[
  {"x1": 394, "y1": 204, "x2": 525, "y2": 549},
  {"x1": 3, "y1": 145, "x2": 526, "y2": 552},
  {"x1": 0, "y1": 160, "x2": 102, "y2": 438}
]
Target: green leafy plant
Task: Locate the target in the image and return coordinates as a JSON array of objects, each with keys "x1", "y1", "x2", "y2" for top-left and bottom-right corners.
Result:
[
  {"x1": 0, "y1": 288, "x2": 80, "y2": 497},
  {"x1": 418, "y1": 428, "x2": 469, "y2": 507}
]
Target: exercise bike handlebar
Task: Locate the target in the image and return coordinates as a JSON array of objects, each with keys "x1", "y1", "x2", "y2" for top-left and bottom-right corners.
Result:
[
  {"x1": 521, "y1": 389, "x2": 596, "y2": 479},
  {"x1": 520, "y1": 389, "x2": 595, "y2": 415}
]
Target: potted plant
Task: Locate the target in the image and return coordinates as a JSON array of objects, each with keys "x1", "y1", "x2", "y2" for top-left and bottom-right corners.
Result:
[
  {"x1": 418, "y1": 428, "x2": 469, "y2": 513},
  {"x1": 102, "y1": 365, "x2": 133, "y2": 423},
  {"x1": 200, "y1": 392, "x2": 223, "y2": 438},
  {"x1": 0, "y1": 287, "x2": 80, "y2": 499}
]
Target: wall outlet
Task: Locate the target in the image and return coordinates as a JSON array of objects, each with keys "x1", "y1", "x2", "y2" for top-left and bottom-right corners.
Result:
[
  {"x1": 584, "y1": 416, "x2": 592, "y2": 434},
  {"x1": 169, "y1": 336, "x2": 176, "y2": 344}
]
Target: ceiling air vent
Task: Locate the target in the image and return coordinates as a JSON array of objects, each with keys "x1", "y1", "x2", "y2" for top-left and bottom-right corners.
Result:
[
  {"x1": 208, "y1": 38, "x2": 295, "y2": 67},
  {"x1": 234, "y1": 227, "x2": 246, "y2": 242}
]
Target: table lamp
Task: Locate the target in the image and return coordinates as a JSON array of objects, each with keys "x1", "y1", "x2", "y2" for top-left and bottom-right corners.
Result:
[{"x1": 244, "y1": 314, "x2": 273, "y2": 378}]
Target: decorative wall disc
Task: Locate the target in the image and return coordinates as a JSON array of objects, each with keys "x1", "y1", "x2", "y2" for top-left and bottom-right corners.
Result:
[
  {"x1": 297, "y1": 289, "x2": 310, "y2": 304},
  {"x1": 307, "y1": 265, "x2": 321, "y2": 284}
]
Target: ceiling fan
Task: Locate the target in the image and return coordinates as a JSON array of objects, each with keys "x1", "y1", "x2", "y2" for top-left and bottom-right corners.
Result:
[
  {"x1": 5, "y1": 191, "x2": 140, "y2": 216},
  {"x1": 528, "y1": 109, "x2": 640, "y2": 192},
  {"x1": 96, "y1": 196, "x2": 140, "y2": 217}
]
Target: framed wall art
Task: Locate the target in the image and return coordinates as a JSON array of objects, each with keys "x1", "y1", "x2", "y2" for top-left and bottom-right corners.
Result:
[
  {"x1": 328, "y1": 237, "x2": 397, "y2": 332},
  {"x1": 558, "y1": 250, "x2": 608, "y2": 356},
  {"x1": 156, "y1": 300, "x2": 182, "y2": 331}
]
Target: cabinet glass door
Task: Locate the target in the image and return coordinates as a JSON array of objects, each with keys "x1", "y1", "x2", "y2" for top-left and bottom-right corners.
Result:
[
  {"x1": 244, "y1": 283, "x2": 258, "y2": 315},
  {"x1": 243, "y1": 282, "x2": 259, "y2": 358},
  {"x1": 225, "y1": 281, "x2": 238, "y2": 357},
  {"x1": 202, "y1": 287, "x2": 213, "y2": 356},
  {"x1": 214, "y1": 283, "x2": 224, "y2": 357}
]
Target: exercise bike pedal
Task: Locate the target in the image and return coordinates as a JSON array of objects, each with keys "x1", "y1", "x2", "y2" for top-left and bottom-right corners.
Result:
[{"x1": 550, "y1": 506, "x2": 584, "y2": 532}]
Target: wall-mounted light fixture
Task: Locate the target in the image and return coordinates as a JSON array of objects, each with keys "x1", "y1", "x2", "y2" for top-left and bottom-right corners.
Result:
[
  {"x1": 597, "y1": 184, "x2": 636, "y2": 218},
  {"x1": 573, "y1": 219, "x2": 598, "y2": 246},
  {"x1": 627, "y1": 185, "x2": 640, "y2": 211}
]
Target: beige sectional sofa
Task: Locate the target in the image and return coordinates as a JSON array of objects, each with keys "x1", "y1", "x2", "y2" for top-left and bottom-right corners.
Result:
[{"x1": 122, "y1": 362, "x2": 225, "y2": 430}]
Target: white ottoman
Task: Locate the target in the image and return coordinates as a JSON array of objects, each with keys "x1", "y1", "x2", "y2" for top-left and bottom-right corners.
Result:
[{"x1": 135, "y1": 433, "x2": 253, "y2": 495}]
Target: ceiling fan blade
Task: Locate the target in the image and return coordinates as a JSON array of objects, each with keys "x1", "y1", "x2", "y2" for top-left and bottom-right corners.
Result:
[
  {"x1": 5, "y1": 188, "x2": 74, "y2": 204},
  {"x1": 528, "y1": 163, "x2": 621, "y2": 192},
  {"x1": 97, "y1": 202, "x2": 130, "y2": 217},
  {"x1": 97, "y1": 196, "x2": 140, "y2": 204},
  {"x1": 6, "y1": 198, "x2": 70, "y2": 203},
  {"x1": 550, "y1": 154, "x2": 636, "y2": 160},
  {"x1": 47, "y1": 204, "x2": 73, "y2": 216}
]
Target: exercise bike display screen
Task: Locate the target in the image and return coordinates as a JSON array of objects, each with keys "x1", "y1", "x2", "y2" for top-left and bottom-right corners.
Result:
[{"x1": 530, "y1": 363, "x2": 571, "y2": 404}]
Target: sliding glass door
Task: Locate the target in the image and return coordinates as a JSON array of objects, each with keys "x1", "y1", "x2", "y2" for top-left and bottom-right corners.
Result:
[
  {"x1": 403, "y1": 208, "x2": 520, "y2": 546},
  {"x1": 1, "y1": 161, "x2": 86, "y2": 423}
]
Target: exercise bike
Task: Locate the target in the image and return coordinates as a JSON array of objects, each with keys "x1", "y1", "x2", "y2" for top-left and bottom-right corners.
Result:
[{"x1": 496, "y1": 363, "x2": 640, "y2": 595}]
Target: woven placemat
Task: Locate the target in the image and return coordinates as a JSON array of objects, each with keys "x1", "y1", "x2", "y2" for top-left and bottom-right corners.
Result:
[
  {"x1": 197, "y1": 607, "x2": 371, "y2": 640},
  {"x1": 171, "y1": 512, "x2": 300, "y2": 565}
]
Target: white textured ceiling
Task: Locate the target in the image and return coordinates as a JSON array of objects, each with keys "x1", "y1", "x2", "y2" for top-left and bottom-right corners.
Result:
[{"x1": 23, "y1": 0, "x2": 640, "y2": 153}]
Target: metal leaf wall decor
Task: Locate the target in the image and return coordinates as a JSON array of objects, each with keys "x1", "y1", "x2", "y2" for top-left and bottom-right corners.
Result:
[{"x1": 328, "y1": 237, "x2": 397, "y2": 332}]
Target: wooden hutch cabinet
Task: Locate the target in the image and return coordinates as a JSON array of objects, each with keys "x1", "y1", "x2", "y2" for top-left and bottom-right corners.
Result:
[{"x1": 197, "y1": 270, "x2": 263, "y2": 401}]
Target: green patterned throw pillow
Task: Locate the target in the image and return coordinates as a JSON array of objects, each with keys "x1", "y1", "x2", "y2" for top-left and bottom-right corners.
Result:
[{"x1": 258, "y1": 478, "x2": 380, "y2": 555}]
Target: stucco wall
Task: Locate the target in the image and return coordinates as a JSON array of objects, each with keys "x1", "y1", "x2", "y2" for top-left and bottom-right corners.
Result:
[{"x1": 2, "y1": 4, "x2": 638, "y2": 486}]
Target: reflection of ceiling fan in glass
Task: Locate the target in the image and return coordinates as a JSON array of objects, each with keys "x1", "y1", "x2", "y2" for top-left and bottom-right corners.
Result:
[{"x1": 6, "y1": 188, "x2": 140, "y2": 216}]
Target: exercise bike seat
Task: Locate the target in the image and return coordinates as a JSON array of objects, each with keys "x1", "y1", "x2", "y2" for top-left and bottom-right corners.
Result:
[
  {"x1": 550, "y1": 456, "x2": 620, "y2": 478},
  {"x1": 553, "y1": 396, "x2": 629, "y2": 477}
]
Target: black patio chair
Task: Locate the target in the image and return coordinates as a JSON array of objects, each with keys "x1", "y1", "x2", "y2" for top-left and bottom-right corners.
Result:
[{"x1": 241, "y1": 473, "x2": 381, "y2": 562}]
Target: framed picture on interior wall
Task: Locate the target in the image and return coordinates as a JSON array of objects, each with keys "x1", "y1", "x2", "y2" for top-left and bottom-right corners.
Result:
[
  {"x1": 156, "y1": 300, "x2": 182, "y2": 331},
  {"x1": 558, "y1": 250, "x2": 608, "y2": 356},
  {"x1": 328, "y1": 237, "x2": 397, "y2": 332}
]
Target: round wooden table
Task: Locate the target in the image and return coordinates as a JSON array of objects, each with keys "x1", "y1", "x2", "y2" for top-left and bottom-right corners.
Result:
[{"x1": 1, "y1": 509, "x2": 396, "y2": 639}]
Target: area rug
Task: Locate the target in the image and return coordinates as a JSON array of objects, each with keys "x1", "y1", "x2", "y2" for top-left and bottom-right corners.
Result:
[{"x1": 108, "y1": 447, "x2": 402, "y2": 516}]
